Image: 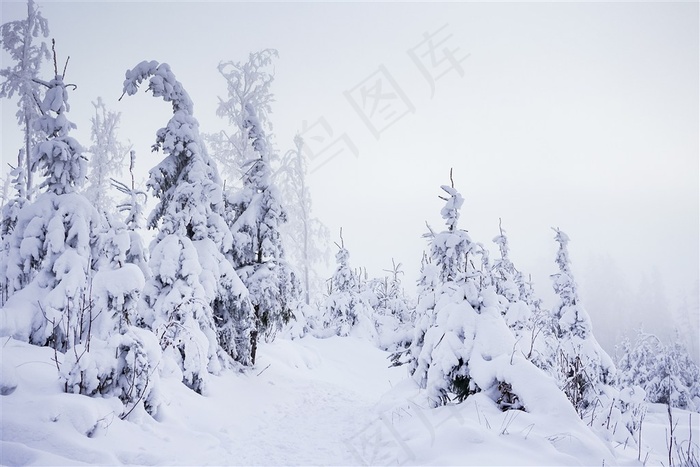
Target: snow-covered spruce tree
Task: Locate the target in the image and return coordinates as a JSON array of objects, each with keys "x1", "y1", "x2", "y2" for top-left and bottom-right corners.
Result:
[
  {"x1": 84, "y1": 97, "x2": 128, "y2": 213},
  {"x1": 276, "y1": 135, "x2": 330, "y2": 307},
  {"x1": 215, "y1": 50, "x2": 299, "y2": 361},
  {"x1": 492, "y1": 222, "x2": 557, "y2": 374},
  {"x1": 122, "y1": 60, "x2": 255, "y2": 392},
  {"x1": 407, "y1": 181, "x2": 481, "y2": 406},
  {"x1": 321, "y1": 230, "x2": 375, "y2": 339},
  {"x1": 550, "y1": 228, "x2": 616, "y2": 414},
  {"x1": 551, "y1": 229, "x2": 645, "y2": 445},
  {"x1": 408, "y1": 177, "x2": 536, "y2": 410},
  {"x1": 0, "y1": 0, "x2": 50, "y2": 201},
  {"x1": 0, "y1": 51, "x2": 100, "y2": 351}
]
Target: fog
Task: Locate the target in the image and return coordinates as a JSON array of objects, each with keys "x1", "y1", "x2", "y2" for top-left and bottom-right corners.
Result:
[{"x1": 1, "y1": 1, "x2": 698, "y2": 359}]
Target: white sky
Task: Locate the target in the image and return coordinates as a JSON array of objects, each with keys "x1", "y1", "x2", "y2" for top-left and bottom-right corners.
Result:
[{"x1": 1, "y1": 1, "x2": 698, "y2": 355}]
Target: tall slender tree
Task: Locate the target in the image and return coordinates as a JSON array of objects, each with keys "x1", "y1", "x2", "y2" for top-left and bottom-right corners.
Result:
[
  {"x1": 276, "y1": 135, "x2": 330, "y2": 306},
  {"x1": 215, "y1": 50, "x2": 299, "y2": 363},
  {"x1": 0, "y1": 0, "x2": 50, "y2": 200}
]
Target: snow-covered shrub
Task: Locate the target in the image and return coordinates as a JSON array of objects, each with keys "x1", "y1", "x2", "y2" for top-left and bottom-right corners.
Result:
[
  {"x1": 61, "y1": 327, "x2": 160, "y2": 416},
  {"x1": 0, "y1": 359, "x2": 18, "y2": 396},
  {"x1": 59, "y1": 182, "x2": 159, "y2": 416},
  {"x1": 364, "y1": 260, "x2": 415, "y2": 351},
  {"x1": 617, "y1": 331, "x2": 700, "y2": 412}
]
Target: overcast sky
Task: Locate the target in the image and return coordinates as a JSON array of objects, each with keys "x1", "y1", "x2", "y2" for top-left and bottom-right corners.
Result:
[{"x1": 1, "y1": 1, "x2": 698, "y2": 355}]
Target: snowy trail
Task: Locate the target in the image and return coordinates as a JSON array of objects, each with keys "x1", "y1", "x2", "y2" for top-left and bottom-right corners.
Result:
[
  {"x1": 215, "y1": 374, "x2": 373, "y2": 465},
  {"x1": 134, "y1": 336, "x2": 406, "y2": 466},
  {"x1": 208, "y1": 337, "x2": 404, "y2": 465}
]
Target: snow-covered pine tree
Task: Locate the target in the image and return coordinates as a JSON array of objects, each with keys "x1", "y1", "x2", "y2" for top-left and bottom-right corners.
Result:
[
  {"x1": 321, "y1": 229, "x2": 375, "y2": 339},
  {"x1": 407, "y1": 180, "x2": 482, "y2": 406},
  {"x1": 408, "y1": 175, "x2": 560, "y2": 411},
  {"x1": 549, "y1": 237, "x2": 644, "y2": 446},
  {"x1": 122, "y1": 60, "x2": 255, "y2": 392},
  {"x1": 550, "y1": 228, "x2": 615, "y2": 414},
  {"x1": 276, "y1": 135, "x2": 330, "y2": 306},
  {"x1": 0, "y1": 0, "x2": 50, "y2": 201},
  {"x1": 491, "y1": 222, "x2": 556, "y2": 374},
  {"x1": 84, "y1": 97, "x2": 128, "y2": 213},
  {"x1": 215, "y1": 51, "x2": 300, "y2": 361},
  {"x1": 0, "y1": 46, "x2": 101, "y2": 351}
]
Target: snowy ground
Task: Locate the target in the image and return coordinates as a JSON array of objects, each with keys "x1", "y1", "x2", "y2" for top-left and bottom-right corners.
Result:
[{"x1": 1, "y1": 335, "x2": 698, "y2": 466}]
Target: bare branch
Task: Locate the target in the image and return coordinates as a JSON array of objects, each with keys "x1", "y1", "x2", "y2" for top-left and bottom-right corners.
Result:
[
  {"x1": 62, "y1": 56, "x2": 70, "y2": 77},
  {"x1": 51, "y1": 39, "x2": 57, "y2": 76}
]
